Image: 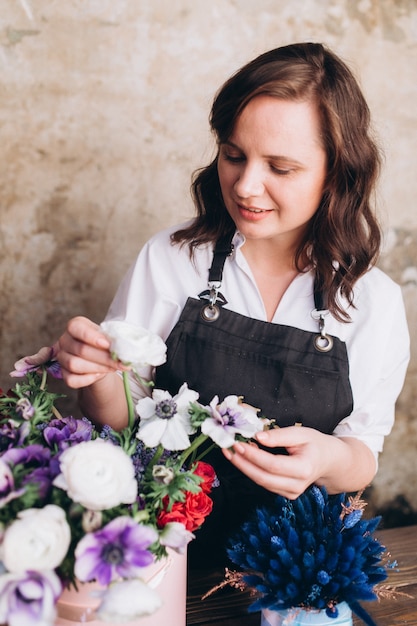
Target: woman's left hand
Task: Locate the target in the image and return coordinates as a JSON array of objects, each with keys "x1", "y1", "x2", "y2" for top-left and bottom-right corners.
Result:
[{"x1": 222, "y1": 426, "x2": 376, "y2": 499}]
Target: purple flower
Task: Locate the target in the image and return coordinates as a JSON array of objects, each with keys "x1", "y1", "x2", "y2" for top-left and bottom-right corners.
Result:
[
  {"x1": 1, "y1": 445, "x2": 55, "y2": 502},
  {"x1": 0, "y1": 420, "x2": 29, "y2": 451},
  {"x1": 74, "y1": 516, "x2": 158, "y2": 586},
  {"x1": 22, "y1": 466, "x2": 55, "y2": 499},
  {"x1": 43, "y1": 416, "x2": 93, "y2": 450},
  {"x1": 15, "y1": 398, "x2": 35, "y2": 420},
  {"x1": 10, "y1": 345, "x2": 62, "y2": 379},
  {"x1": 1, "y1": 444, "x2": 51, "y2": 467},
  {"x1": 131, "y1": 440, "x2": 177, "y2": 484},
  {"x1": 0, "y1": 569, "x2": 62, "y2": 626},
  {"x1": 201, "y1": 395, "x2": 265, "y2": 448},
  {"x1": 0, "y1": 460, "x2": 24, "y2": 506}
]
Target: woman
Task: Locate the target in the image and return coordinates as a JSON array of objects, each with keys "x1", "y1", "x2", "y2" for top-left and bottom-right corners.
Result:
[{"x1": 56, "y1": 43, "x2": 409, "y2": 566}]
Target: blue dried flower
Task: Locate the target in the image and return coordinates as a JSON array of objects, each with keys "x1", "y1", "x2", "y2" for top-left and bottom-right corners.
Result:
[{"x1": 227, "y1": 486, "x2": 387, "y2": 625}]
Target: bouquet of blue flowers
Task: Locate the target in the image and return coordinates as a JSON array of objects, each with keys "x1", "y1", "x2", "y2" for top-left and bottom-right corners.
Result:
[{"x1": 226, "y1": 485, "x2": 394, "y2": 625}]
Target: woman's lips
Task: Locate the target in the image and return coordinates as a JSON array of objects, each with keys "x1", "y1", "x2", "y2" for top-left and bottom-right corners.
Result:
[{"x1": 237, "y1": 204, "x2": 272, "y2": 219}]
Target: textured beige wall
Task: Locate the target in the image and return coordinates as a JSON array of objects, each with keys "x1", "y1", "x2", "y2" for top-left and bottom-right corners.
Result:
[{"x1": 1, "y1": 0, "x2": 416, "y2": 517}]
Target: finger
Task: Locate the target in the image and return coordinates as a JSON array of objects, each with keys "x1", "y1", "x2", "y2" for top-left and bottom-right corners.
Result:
[
  {"x1": 225, "y1": 439, "x2": 311, "y2": 483},
  {"x1": 66, "y1": 316, "x2": 110, "y2": 350},
  {"x1": 223, "y1": 441, "x2": 289, "y2": 481},
  {"x1": 56, "y1": 318, "x2": 121, "y2": 371},
  {"x1": 56, "y1": 342, "x2": 119, "y2": 379},
  {"x1": 58, "y1": 351, "x2": 118, "y2": 377},
  {"x1": 59, "y1": 366, "x2": 107, "y2": 390},
  {"x1": 222, "y1": 446, "x2": 305, "y2": 498},
  {"x1": 228, "y1": 441, "x2": 295, "y2": 475},
  {"x1": 255, "y1": 425, "x2": 309, "y2": 449}
]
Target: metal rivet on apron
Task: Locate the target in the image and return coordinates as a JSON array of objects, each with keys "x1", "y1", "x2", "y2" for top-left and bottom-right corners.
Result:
[
  {"x1": 314, "y1": 333, "x2": 334, "y2": 352},
  {"x1": 201, "y1": 304, "x2": 220, "y2": 322},
  {"x1": 311, "y1": 309, "x2": 334, "y2": 353},
  {"x1": 200, "y1": 281, "x2": 223, "y2": 322}
]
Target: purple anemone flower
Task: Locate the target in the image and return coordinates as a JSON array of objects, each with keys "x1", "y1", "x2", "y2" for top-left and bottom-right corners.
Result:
[
  {"x1": 1, "y1": 444, "x2": 51, "y2": 467},
  {"x1": 0, "y1": 569, "x2": 62, "y2": 626},
  {"x1": 0, "y1": 420, "x2": 29, "y2": 452},
  {"x1": 1, "y1": 445, "x2": 55, "y2": 503},
  {"x1": 9, "y1": 345, "x2": 62, "y2": 379},
  {"x1": 22, "y1": 466, "x2": 55, "y2": 500},
  {"x1": 43, "y1": 416, "x2": 93, "y2": 450},
  {"x1": 0, "y1": 460, "x2": 24, "y2": 506},
  {"x1": 74, "y1": 516, "x2": 158, "y2": 586}
]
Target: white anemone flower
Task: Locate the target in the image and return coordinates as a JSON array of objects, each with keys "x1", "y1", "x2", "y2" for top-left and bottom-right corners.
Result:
[
  {"x1": 136, "y1": 383, "x2": 199, "y2": 450},
  {"x1": 201, "y1": 395, "x2": 264, "y2": 448}
]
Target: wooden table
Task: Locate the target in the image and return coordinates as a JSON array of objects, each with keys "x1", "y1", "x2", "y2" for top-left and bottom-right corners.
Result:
[{"x1": 187, "y1": 524, "x2": 417, "y2": 625}]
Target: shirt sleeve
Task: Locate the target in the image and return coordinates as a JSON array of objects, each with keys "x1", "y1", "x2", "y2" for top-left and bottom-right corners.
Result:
[
  {"x1": 103, "y1": 224, "x2": 208, "y2": 404},
  {"x1": 332, "y1": 279, "x2": 410, "y2": 464}
]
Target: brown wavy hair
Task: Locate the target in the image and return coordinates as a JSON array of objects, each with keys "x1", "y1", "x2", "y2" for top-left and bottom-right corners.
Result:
[{"x1": 172, "y1": 42, "x2": 382, "y2": 321}]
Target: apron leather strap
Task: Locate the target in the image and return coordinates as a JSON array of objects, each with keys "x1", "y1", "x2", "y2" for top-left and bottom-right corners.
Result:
[
  {"x1": 313, "y1": 275, "x2": 327, "y2": 312},
  {"x1": 208, "y1": 232, "x2": 234, "y2": 284}
]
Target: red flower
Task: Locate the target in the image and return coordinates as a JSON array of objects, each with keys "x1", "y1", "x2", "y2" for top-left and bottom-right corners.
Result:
[
  {"x1": 182, "y1": 490, "x2": 213, "y2": 531},
  {"x1": 157, "y1": 490, "x2": 213, "y2": 532},
  {"x1": 192, "y1": 461, "x2": 216, "y2": 494},
  {"x1": 157, "y1": 505, "x2": 189, "y2": 530}
]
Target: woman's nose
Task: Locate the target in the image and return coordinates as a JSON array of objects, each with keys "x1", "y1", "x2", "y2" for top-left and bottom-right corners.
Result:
[{"x1": 234, "y1": 163, "x2": 265, "y2": 198}]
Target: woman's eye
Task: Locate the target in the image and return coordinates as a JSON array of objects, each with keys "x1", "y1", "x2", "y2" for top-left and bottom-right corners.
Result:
[
  {"x1": 271, "y1": 165, "x2": 292, "y2": 176},
  {"x1": 224, "y1": 153, "x2": 244, "y2": 163}
]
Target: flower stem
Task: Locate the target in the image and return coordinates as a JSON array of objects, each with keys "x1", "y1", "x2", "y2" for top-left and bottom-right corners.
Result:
[
  {"x1": 194, "y1": 441, "x2": 216, "y2": 463},
  {"x1": 145, "y1": 444, "x2": 164, "y2": 475},
  {"x1": 132, "y1": 367, "x2": 155, "y2": 389},
  {"x1": 40, "y1": 367, "x2": 48, "y2": 391},
  {"x1": 123, "y1": 371, "x2": 135, "y2": 431},
  {"x1": 178, "y1": 433, "x2": 208, "y2": 467},
  {"x1": 52, "y1": 405, "x2": 64, "y2": 420}
]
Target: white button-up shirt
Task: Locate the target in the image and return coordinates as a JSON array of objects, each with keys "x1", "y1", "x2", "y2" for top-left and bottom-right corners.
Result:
[{"x1": 106, "y1": 222, "x2": 410, "y2": 461}]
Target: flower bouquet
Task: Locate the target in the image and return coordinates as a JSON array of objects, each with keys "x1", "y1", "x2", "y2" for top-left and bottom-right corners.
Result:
[
  {"x1": 0, "y1": 321, "x2": 266, "y2": 626},
  {"x1": 224, "y1": 486, "x2": 396, "y2": 626}
]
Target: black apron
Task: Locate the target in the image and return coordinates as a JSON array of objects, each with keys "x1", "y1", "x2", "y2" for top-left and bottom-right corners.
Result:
[{"x1": 155, "y1": 235, "x2": 353, "y2": 568}]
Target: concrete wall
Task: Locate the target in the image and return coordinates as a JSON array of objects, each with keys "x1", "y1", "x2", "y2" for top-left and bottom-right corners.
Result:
[{"x1": 1, "y1": 0, "x2": 416, "y2": 520}]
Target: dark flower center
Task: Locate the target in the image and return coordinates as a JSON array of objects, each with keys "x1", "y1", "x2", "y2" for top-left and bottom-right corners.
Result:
[
  {"x1": 155, "y1": 399, "x2": 177, "y2": 420},
  {"x1": 102, "y1": 544, "x2": 125, "y2": 565},
  {"x1": 220, "y1": 408, "x2": 239, "y2": 426}
]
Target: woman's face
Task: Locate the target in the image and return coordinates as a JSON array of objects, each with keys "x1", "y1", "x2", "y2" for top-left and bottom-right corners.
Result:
[{"x1": 217, "y1": 95, "x2": 327, "y2": 251}]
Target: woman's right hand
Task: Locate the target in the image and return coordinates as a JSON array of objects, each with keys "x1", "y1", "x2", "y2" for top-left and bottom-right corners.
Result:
[{"x1": 55, "y1": 316, "x2": 124, "y2": 389}]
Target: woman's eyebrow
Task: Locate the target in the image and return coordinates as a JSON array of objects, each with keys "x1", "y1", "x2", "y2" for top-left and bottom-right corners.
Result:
[{"x1": 223, "y1": 140, "x2": 303, "y2": 166}]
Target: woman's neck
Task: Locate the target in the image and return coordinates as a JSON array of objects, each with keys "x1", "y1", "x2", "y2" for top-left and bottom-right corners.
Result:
[{"x1": 241, "y1": 241, "x2": 302, "y2": 321}]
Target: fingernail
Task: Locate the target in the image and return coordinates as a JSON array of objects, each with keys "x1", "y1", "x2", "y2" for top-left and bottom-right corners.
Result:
[
  {"x1": 234, "y1": 442, "x2": 245, "y2": 454},
  {"x1": 223, "y1": 449, "x2": 232, "y2": 460}
]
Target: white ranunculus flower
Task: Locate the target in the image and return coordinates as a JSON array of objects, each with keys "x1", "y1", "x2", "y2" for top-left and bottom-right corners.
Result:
[
  {"x1": 53, "y1": 439, "x2": 137, "y2": 511},
  {"x1": 2, "y1": 505, "x2": 71, "y2": 573},
  {"x1": 100, "y1": 320, "x2": 167, "y2": 368},
  {"x1": 96, "y1": 579, "x2": 162, "y2": 622}
]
